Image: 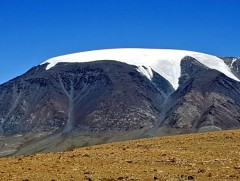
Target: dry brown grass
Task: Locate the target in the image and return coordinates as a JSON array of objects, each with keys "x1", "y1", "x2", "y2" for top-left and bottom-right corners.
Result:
[{"x1": 1, "y1": 129, "x2": 240, "y2": 181}]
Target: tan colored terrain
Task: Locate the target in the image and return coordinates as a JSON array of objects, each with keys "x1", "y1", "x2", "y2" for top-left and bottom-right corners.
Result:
[{"x1": 0, "y1": 130, "x2": 240, "y2": 181}]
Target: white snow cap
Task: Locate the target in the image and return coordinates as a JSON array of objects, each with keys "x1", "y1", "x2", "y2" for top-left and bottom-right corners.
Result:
[{"x1": 41, "y1": 48, "x2": 239, "y2": 90}]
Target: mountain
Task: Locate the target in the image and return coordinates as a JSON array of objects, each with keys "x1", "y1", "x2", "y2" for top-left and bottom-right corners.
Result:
[{"x1": 0, "y1": 48, "x2": 239, "y2": 157}]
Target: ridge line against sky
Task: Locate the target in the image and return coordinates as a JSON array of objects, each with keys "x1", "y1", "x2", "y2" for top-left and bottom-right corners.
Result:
[{"x1": 0, "y1": 0, "x2": 239, "y2": 84}]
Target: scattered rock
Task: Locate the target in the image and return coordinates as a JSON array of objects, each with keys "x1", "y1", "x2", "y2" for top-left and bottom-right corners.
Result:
[
  {"x1": 234, "y1": 166, "x2": 240, "y2": 169},
  {"x1": 187, "y1": 175, "x2": 194, "y2": 180},
  {"x1": 82, "y1": 154, "x2": 90, "y2": 157},
  {"x1": 197, "y1": 168, "x2": 205, "y2": 173},
  {"x1": 126, "y1": 160, "x2": 133, "y2": 163},
  {"x1": 168, "y1": 157, "x2": 176, "y2": 163},
  {"x1": 86, "y1": 177, "x2": 93, "y2": 181},
  {"x1": 117, "y1": 176, "x2": 128, "y2": 180},
  {"x1": 101, "y1": 178, "x2": 116, "y2": 181}
]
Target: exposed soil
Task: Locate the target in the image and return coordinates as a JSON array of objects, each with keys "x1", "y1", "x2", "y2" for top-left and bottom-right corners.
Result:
[{"x1": 0, "y1": 129, "x2": 240, "y2": 181}]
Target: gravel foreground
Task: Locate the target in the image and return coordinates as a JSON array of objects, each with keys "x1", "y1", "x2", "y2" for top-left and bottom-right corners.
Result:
[{"x1": 0, "y1": 130, "x2": 240, "y2": 181}]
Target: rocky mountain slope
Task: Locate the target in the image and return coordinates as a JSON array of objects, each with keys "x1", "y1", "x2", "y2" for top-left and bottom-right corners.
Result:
[{"x1": 0, "y1": 48, "x2": 239, "y2": 156}]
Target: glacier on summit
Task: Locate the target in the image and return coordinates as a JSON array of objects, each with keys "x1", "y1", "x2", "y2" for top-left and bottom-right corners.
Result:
[{"x1": 42, "y1": 48, "x2": 239, "y2": 89}]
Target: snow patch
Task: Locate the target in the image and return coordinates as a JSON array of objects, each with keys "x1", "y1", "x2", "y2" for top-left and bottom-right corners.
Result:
[
  {"x1": 41, "y1": 48, "x2": 240, "y2": 90},
  {"x1": 136, "y1": 66, "x2": 153, "y2": 80},
  {"x1": 230, "y1": 58, "x2": 237, "y2": 68}
]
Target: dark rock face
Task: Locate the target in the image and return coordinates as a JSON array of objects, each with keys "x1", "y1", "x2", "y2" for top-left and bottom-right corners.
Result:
[
  {"x1": 221, "y1": 57, "x2": 240, "y2": 79},
  {"x1": 0, "y1": 61, "x2": 173, "y2": 136},
  {"x1": 160, "y1": 56, "x2": 240, "y2": 132},
  {"x1": 0, "y1": 56, "x2": 240, "y2": 156}
]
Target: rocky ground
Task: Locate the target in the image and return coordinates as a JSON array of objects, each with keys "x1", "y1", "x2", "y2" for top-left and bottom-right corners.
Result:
[{"x1": 0, "y1": 129, "x2": 240, "y2": 181}]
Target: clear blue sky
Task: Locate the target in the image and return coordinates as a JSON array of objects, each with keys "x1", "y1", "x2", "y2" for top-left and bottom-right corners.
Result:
[{"x1": 0, "y1": 0, "x2": 239, "y2": 84}]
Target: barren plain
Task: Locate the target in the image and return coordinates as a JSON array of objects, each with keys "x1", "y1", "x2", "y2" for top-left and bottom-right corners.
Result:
[{"x1": 0, "y1": 129, "x2": 240, "y2": 181}]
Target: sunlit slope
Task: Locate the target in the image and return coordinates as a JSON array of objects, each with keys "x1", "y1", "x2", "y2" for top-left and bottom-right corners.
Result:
[{"x1": 0, "y1": 129, "x2": 240, "y2": 181}]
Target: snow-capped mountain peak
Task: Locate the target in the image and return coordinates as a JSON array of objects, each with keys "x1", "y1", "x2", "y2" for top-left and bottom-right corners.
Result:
[{"x1": 41, "y1": 48, "x2": 239, "y2": 89}]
